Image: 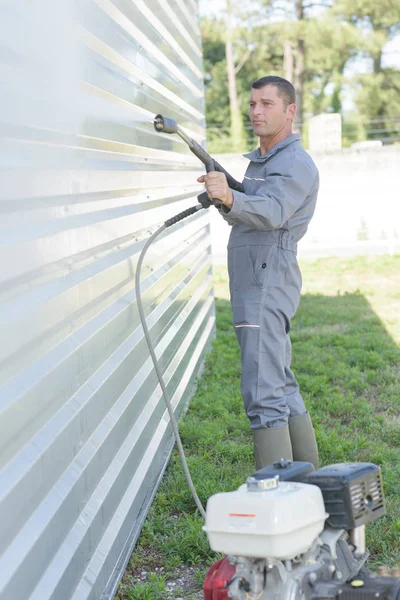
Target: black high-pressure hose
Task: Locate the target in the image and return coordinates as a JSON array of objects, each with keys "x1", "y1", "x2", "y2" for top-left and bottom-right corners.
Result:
[
  {"x1": 134, "y1": 204, "x2": 206, "y2": 519},
  {"x1": 135, "y1": 116, "x2": 244, "y2": 519}
]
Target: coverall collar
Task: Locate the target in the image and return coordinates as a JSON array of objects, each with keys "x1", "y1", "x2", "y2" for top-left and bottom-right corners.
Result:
[{"x1": 244, "y1": 133, "x2": 300, "y2": 162}]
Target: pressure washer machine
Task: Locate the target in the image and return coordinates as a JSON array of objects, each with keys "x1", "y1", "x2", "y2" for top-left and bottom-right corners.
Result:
[{"x1": 203, "y1": 460, "x2": 400, "y2": 600}]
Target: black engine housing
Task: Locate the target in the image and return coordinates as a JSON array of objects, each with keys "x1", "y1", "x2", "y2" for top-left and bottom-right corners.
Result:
[
  {"x1": 252, "y1": 461, "x2": 385, "y2": 530},
  {"x1": 304, "y1": 463, "x2": 385, "y2": 529}
]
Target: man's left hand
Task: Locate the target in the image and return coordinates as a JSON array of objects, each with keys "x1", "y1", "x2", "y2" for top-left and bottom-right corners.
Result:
[{"x1": 197, "y1": 172, "x2": 234, "y2": 208}]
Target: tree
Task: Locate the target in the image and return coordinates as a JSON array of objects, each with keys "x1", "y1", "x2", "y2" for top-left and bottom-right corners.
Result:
[
  {"x1": 334, "y1": 0, "x2": 400, "y2": 139},
  {"x1": 354, "y1": 69, "x2": 400, "y2": 141},
  {"x1": 200, "y1": 0, "x2": 400, "y2": 150},
  {"x1": 334, "y1": 0, "x2": 400, "y2": 73},
  {"x1": 259, "y1": 0, "x2": 321, "y2": 136},
  {"x1": 304, "y1": 18, "x2": 362, "y2": 114},
  {"x1": 200, "y1": 4, "x2": 250, "y2": 152},
  {"x1": 200, "y1": 18, "x2": 230, "y2": 139},
  {"x1": 225, "y1": 0, "x2": 247, "y2": 151}
]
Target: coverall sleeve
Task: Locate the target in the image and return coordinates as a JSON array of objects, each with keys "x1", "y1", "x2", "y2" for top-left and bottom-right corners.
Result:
[{"x1": 218, "y1": 156, "x2": 316, "y2": 230}]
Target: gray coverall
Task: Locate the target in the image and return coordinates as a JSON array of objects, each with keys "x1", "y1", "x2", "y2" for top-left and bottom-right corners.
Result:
[{"x1": 219, "y1": 133, "x2": 319, "y2": 430}]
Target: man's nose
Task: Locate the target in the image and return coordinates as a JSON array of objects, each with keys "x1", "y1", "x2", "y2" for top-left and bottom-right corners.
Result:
[{"x1": 253, "y1": 104, "x2": 263, "y2": 116}]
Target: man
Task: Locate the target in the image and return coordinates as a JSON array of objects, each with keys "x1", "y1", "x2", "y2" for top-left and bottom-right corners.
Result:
[{"x1": 198, "y1": 75, "x2": 319, "y2": 470}]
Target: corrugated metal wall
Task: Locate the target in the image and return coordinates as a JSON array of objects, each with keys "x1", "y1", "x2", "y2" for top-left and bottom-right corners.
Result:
[{"x1": 0, "y1": 1, "x2": 213, "y2": 599}]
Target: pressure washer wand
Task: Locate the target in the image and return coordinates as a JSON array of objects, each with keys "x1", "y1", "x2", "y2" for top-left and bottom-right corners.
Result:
[{"x1": 153, "y1": 114, "x2": 244, "y2": 208}]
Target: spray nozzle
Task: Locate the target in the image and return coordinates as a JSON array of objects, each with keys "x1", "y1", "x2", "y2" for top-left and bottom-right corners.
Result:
[
  {"x1": 153, "y1": 114, "x2": 178, "y2": 134},
  {"x1": 154, "y1": 113, "x2": 213, "y2": 169}
]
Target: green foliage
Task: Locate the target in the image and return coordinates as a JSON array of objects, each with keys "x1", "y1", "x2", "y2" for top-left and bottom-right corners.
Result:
[
  {"x1": 354, "y1": 70, "x2": 400, "y2": 141},
  {"x1": 117, "y1": 255, "x2": 400, "y2": 598},
  {"x1": 200, "y1": 0, "x2": 400, "y2": 150},
  {"x1": 201, "y1": 18, "x2": 226, "y2": 73},
  {"x1": 342, "y1": 112, "x2": 366, "y2": 146},
  {"x1": 304, "y1": 18, "x2": 362, "y2": 114},
  {"x1": 206, "y1": 137, "x2": 241, "y2": 154},
  {"x1": 120, "y1": 573, "x2": 166, "y2": 600},
  {"x1": 334, "y1": 0, "x2": 400, "y2": 37}
]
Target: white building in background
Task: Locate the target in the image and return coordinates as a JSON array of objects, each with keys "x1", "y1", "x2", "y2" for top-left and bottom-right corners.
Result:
[{"x1": 308, "y1": 113, "x2": 342, "y2": 154}]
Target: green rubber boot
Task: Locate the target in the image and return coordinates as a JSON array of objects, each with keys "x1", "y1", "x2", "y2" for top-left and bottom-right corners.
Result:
[
  {"x1": 252, "y1": 426, "x2": 293, "y2": 470},
  {"x1": 288, "y1": 412, "x2": 319, "y2": 469}
]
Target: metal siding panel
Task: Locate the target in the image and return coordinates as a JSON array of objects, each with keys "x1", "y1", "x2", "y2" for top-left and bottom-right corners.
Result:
[{"x1": 0, "y1": 1, "x2": 212, "y2": 599}]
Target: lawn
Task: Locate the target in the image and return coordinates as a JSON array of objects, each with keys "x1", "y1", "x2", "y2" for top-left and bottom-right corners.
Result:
[{"x1": 117, "y1": 254, "x2": 400, "y2": 600}]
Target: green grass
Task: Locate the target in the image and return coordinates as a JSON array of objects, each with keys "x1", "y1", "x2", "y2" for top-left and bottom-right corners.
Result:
[
  {"x1": 118, "y1": 573, "x2": 167, "y2": 600},
  {"x1": 117, "y1": 254, "x2": 400, "y2": 599}
]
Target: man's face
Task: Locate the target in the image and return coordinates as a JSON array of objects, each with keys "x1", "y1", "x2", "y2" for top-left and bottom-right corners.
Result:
[{"x1": 249, "y1": 85, "x2": 295, "y2": 138}]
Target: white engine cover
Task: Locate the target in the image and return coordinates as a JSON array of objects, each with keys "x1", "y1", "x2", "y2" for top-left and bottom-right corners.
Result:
[{"x1": 204, "y1": 481, "x2": 328, "y2": 560}]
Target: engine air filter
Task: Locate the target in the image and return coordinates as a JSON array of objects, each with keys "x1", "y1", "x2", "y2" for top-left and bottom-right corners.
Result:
[{"x1": 305, "y1": 462, "x2": 385, "y2": 529}]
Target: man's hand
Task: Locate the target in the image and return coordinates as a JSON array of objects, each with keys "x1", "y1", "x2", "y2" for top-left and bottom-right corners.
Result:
[{"x1": 197, "y1": 172, "x2": 234, "y2": 208}]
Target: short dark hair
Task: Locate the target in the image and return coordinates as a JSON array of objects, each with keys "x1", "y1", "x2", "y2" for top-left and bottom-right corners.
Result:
[{"x1": 252, "y1": 76, "x2": 296, "y2": 108}]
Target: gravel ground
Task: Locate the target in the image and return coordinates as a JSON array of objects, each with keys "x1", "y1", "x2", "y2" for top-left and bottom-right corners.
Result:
[
  {"x1": 116, "y1": 547, "x2": 206, "y2": 599},
  {"x1": 136, "y1": 564, "x2": 204, "y2": 599}
]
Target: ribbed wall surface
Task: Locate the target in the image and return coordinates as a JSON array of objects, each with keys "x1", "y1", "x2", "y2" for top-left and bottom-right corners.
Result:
[{"x1": 0, "y1": 2, "x2": 213, "y2": 599}]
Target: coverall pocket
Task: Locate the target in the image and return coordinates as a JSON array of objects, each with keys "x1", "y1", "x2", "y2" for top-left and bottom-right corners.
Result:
[
  {"x1": 231, "y1": 245, "x2": 273, "y2": 293},
  {"x1": 229, "y1": 246, "x2": 274, "y2": 327},
  {"x1": 247, "y1": 245, "x2": 275, "y2": 289}
]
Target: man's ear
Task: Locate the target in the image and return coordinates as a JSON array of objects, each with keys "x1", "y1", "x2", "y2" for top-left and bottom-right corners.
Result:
[{"x1": 287, "y1": 103, "x2": 296, "y2": 121}]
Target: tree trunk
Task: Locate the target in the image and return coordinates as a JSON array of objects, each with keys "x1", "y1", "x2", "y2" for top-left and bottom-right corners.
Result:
[
  {"x1": 293, "y1": 0, "x2": 305, "y2": 136},
  {"x1": 225, "y1": 0, "x2": 245, "y2": 151},
  {"x1": 283, "y1": 40, "x2": 294, "y2": 82},
  {"x1": 373, "y1": 52, "x2": 382, "y2": 74}
]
